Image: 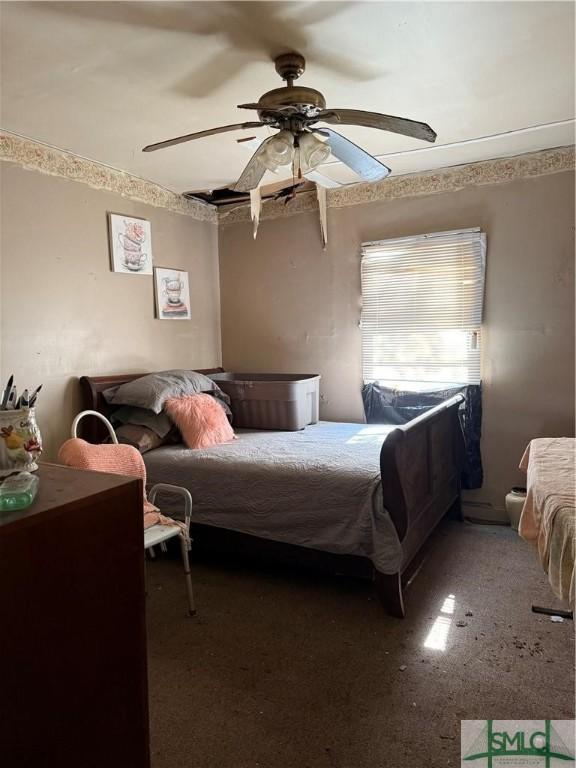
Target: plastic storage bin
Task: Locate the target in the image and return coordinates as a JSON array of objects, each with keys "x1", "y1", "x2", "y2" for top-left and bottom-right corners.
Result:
[{"x1": 209, "y1": 373, "x2": 320, "y2": 431}]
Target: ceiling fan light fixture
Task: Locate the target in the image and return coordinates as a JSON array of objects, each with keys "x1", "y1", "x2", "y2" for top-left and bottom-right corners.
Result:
[
  {"x1": 297, "y1": 132, "x2": 331, "y2": 172},
  {"x1": 263, "y1": 130, "x2": 294, "y2": 168},
  {"x1": 260, "y1": 155, "x2": 281, "y2": 173}
]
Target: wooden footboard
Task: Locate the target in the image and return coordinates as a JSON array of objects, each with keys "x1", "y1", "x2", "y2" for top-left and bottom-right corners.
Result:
[{"x1": 375, "y1": 394, "x2": 466, "y2": 617}]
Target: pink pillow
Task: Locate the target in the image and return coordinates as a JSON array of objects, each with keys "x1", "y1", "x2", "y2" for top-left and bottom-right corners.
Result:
[{"x1": 165, "y1": 393, "x2": 235, "y2": 449}]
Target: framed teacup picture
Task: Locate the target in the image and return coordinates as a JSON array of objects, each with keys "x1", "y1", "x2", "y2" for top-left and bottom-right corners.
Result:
[
  {"x1": 154, "y1": 267, "x2": 191, "y2": 320},
  {"x1": 108, "y1": 213, "x2": 153, "y2": 274}
]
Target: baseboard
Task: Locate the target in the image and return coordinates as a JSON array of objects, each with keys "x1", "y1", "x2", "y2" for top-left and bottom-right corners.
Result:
[{"x1": 462, "y1": 499, "x2": 510, "y2": 525}]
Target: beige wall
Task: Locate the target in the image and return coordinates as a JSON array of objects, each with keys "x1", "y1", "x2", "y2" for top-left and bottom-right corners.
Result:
[
  {"x1": 2, "y1": 159, "x2": 573, "y2": 518},
  {"x1": 0, "y1": 162, "x2": 221, "y2": 458},
  {"x1": 219, "y1": 172, "x2": 576, "y2": 517}
]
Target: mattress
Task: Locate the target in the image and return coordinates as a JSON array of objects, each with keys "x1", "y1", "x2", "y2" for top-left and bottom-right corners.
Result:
[
  {"x1": 143, "y1": 420, "x2": 403, "y2": 574},
  {"x1": 519, "y1": 437, "x2": 576, "y2": 607}
]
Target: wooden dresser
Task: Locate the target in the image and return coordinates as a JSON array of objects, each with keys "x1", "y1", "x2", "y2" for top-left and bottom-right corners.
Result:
[{"x1": 0, "y1": 464, "x2": 150, "y2": 768}]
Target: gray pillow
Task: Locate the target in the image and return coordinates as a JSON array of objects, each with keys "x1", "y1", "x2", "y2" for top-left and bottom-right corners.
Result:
[
  {"x1": 208, "y1": 391, "x2": 233, "y2": 420},
  {"x1": 103, "y1": 370, "x2": 229, "y2": 415},
  {"x1": 110, "y1": 406, "x2": 174, "y2": 438}
]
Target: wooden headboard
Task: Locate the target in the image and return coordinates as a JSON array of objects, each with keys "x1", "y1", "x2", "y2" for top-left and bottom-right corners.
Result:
[{"x1": 79, "y1": 369, "x2": 224, "y2": 443}]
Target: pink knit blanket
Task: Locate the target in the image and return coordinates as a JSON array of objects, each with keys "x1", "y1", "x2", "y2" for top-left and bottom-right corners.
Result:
[{"x1": 58, "y1": 438, "x2": 183, "y2": 531}]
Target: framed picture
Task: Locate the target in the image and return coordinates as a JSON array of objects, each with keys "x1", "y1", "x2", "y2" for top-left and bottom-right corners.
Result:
[
  {"x1": 154, "y1": 267, "x2": 191, "y2": 320},
  {"x1": 108, "y1": 213, "x2": 153, "y2": 274}
]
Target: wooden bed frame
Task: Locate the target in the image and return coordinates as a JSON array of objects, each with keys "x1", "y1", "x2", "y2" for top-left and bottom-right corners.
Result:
[{"x1": 79, "y1": 371, "x2": 465, "y2": 618}]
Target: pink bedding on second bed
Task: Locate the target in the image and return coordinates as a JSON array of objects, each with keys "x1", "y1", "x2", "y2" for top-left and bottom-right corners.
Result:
[{"x1": 519, "y1": 437, "x2": 575, "y2": 607}]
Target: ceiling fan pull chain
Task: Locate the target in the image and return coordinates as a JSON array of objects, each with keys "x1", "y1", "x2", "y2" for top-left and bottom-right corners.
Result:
[{"x1": 293, "y1": 135, "x2": 302, "y2": 179}]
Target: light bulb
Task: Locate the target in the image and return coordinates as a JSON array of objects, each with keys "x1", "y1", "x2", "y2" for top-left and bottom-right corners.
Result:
[{"x1": 263, "y1": 130, "x2": 294, "y2": 168}]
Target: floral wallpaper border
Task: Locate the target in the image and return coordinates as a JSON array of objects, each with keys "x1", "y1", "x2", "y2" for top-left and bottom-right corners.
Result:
[
  {"x1": 219, "y1": 145, "x2": 575, "y2": 226},
  {"x1": 0, "y1": 131, "x2": 218, "y2": 223},
  {"x1": 1, "y1": 131, "x2": 573, "y2": 228}
]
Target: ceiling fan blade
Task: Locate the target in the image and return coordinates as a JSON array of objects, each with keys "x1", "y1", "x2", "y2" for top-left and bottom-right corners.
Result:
[
  {"x1": 315, "y1": 109, "x2": 436, "y2": 143},
  {"x1": 314, "y1": 128, "x2": 390, "y2": 183},
  {"x1": 303, "y1": 169, "x2": 342, "y2": 189},
  {"x1": 233, "y1": 138, "x2": 272, "y2": 193},
  {"x1": 142, "y1": 122, "x2": 265, "y2": 152}
]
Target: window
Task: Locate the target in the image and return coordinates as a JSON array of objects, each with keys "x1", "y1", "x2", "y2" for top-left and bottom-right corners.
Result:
[{"x1": 360, "y1": 228, "x2": 486, "y2": 389}]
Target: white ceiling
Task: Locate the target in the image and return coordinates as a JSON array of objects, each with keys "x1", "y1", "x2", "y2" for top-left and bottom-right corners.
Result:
[{"x1": 1, "y1": 1, "x2": 574, "y2": 193}]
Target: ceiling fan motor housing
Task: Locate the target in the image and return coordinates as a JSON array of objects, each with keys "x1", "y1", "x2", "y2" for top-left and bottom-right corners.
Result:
[
  {"x1": 257, "y1": 53, "x2": 326, "y2": 120},
  {"x1": 274, "y1": 52, "x2": 306, "y2": 82},
  {"x1": 257, "y1": 86, "x2": 327, "y2": 119}
]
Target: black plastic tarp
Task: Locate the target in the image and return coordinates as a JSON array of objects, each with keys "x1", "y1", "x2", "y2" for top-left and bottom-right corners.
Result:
[{"x1": 362, "y1": 382, "x2": 483, "y2": 489}]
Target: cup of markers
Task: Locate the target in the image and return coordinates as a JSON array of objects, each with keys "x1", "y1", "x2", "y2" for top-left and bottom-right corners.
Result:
[{"x1": 0, "y1": 376, "x2": 43, "y2": 476}]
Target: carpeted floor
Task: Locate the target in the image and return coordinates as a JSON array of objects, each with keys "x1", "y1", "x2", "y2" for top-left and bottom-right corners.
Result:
[{"x1": 146, "y1": 521, "x2": 574, "y2": 768}]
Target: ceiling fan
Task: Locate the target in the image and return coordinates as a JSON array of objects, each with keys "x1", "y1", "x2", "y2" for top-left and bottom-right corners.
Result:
[{"x1": 143, "y1": 52, "x2": 437, "y2": 192}]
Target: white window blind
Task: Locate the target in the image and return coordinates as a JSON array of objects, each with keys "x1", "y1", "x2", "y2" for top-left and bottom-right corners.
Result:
[{"x1": 361, "y1": 228, "x2": 486, "y2": 388}]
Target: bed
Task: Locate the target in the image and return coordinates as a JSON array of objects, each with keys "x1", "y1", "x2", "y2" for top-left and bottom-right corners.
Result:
[
  {"x1": 79, "y1": 371, "x2": 465, "y2": 617},
  {"x1": 519, "y1": 437, "x2": 575, "y2": 608}
]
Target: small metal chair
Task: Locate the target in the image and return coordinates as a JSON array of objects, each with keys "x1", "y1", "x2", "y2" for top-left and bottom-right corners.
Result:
[{"x1": 70, "y1": 410, "x2": 196, "y2": 615}]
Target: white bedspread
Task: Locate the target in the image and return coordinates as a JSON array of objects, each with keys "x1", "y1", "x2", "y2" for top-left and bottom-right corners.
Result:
[
  {"x1": 144, "y1": 421, "x2": 403, "y2": 574},
  {"x1": 519, "y1": 437, "x2": 576, "y2": 607}
]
